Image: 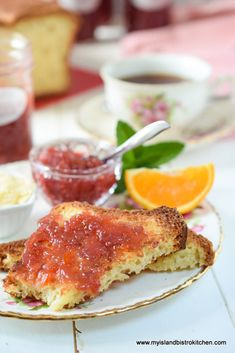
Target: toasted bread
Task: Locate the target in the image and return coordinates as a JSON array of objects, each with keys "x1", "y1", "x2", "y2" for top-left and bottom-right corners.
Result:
[
  {"x1": 4, "y1": 202, "x2": 187, "y2": 311},
  {"x1": 0, "y1": 239, "x2": 26, "y2": 272},
  {"x1": 148, "y1": 230, "x2": 214, "y2": 272}
]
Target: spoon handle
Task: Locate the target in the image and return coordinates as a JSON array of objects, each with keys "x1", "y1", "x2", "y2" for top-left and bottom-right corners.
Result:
[{"x1": 104, "y1": 120, "x2": 170, "y2": 162}]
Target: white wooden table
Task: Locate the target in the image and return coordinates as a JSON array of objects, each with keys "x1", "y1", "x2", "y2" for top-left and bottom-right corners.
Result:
[{"x1": 0, "y1": 42, "x2": 235, "y2": 353}]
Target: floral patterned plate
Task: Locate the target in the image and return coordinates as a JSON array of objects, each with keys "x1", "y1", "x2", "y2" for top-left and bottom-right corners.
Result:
[{"x1": 0, "y1": 162, "x2": 223, "y2": 320}]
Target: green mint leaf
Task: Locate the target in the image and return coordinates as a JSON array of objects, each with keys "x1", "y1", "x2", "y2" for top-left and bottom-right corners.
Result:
[
  {"x1": 135, "y1": 142, "x2": 185, "y2": 167},
  {"x1": 115, "y1": 120, "x2": 185, "y2": 194},
  {"x1": 116, "y1": 120, "x2": 136, "y2": 145},
  {"x1": 115, "y1": 171, "x2": 126, "y2": 194},
  {"x1": 116, "y1": 121, "x2": 143, "y2": 164},
  {"x1": 116, "y1": 121, "x2": 136, "y2": 164}
]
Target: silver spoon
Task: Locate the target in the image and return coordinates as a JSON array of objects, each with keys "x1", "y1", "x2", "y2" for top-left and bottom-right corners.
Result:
[{"x1": 102, "y1": 120, "x2": 170, "y2": 162}]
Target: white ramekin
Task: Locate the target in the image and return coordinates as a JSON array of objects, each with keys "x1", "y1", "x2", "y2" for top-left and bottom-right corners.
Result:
[{"x1": 0, "y1": 161, "x2": 36, "y2": 239}]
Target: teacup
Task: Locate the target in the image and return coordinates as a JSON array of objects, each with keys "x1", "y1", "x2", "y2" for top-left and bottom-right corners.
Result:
[{"x1": 100, "y1": 54, "x2": 212, "y2": 128}]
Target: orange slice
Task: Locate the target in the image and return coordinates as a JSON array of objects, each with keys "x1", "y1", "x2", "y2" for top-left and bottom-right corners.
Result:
[{"x1": 125, "y1": 164, "x2": 214, "y2": 214}]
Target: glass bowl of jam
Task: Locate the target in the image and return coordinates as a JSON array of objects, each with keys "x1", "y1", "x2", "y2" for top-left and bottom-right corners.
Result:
[{"x1": 30, "y1": 139, "x2": 121, "y2": 206}]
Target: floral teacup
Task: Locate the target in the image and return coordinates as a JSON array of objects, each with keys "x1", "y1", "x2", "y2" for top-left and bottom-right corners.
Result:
[{"x1": 101, "y1": 54, "x2": 212, "y2": 127}]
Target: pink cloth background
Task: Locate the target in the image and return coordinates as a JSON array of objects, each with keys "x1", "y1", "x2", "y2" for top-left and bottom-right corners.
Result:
[
  {"x1": 121, "y1": 14, "x2": 235, "y2": 77},
  {"x1": 171, "y1": 0, "x2": 235, "y2": 23}
]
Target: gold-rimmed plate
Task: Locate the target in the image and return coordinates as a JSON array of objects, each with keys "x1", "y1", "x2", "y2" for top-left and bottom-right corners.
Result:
[{"x1": 0, "y1": 162, "x2": 222, "y2": 320}]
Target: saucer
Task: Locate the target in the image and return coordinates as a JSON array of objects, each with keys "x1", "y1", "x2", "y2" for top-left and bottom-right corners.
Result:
[{"x1": 77, "y1": 91, "x2": 235, "y2": 146}]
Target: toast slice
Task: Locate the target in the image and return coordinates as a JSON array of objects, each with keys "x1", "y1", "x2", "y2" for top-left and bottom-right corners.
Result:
[
  {"x1": 4, "y1": 202, "x2": 187, "y2": 311},
  {"x1": 148, "y1": 230, "x2": 214, "y2": 272},
  {"x1": 0, "y1": 239, "x2": 26, "y2": 272}
]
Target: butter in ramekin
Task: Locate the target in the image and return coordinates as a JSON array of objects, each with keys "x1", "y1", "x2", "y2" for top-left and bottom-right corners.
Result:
[{"x1": 0, "y1": 172, "x2": 35, "y2": 206}]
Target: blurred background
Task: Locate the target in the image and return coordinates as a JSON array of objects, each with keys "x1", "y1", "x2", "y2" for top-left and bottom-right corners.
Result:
[
  {"x1": 1, "y1": 0, "x2": 235, "y2": 150},
  {"x1": 60, "y1": 0, "x2": 235, "y2": 41}
]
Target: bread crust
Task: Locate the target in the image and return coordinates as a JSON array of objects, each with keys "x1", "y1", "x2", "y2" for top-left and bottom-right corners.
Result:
[
  {"x1": 148, "y1": 230, "x2": 215, "y2": 272},
  {"x1": 0, "y1": 239, "x2": 26, "y2": 271},
  {"x1": 188, "y1": 230, "x2": 214, "y2": 266}
]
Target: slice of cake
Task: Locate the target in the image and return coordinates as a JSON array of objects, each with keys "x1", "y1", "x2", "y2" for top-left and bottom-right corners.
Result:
[
  {"x1": 0, "y1": 0, "x2": 79, "y2": 96},
  {"x1": 4, "y1": 202, "x2": 187, "y2": 311},
  {"x1": 148, "y1": 230, "x2": 214, "y2": 272}
]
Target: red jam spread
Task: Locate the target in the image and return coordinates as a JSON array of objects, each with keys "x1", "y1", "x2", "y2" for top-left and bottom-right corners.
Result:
[
  {"x1": 33, "y1": 145, "x2": 117, "y2": 205},
  {"x1": 38, "y1": 146, "x2": 103, "y2": 171},
  {"x1": 14, "y1": 211, "x2": 147, "y2": 294}
]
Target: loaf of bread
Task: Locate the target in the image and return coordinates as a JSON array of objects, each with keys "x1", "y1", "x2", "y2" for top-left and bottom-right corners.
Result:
[
  {"x1": 0, "y1": 0, "x2": 79, "y2": 96},
  {"x1": 4, "y1": 202, "x2": 187, "y2": 311}
]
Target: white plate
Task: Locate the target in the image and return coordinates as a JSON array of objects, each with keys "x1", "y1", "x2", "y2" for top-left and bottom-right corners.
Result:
[
  {"x1": 77, "y1": 92, "x2": 235, "y2": 146},
  {"x1": 0, "y1": 162, "x2": 222, "y2": 320}
]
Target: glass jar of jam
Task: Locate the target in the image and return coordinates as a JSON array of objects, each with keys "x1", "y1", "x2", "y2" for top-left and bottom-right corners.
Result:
[
  {"x1": 30, "y1": 139, "x2": 121, "y2": 206},
  {"x1": 125, "y1": 0, "x2": 172, "y2": 32},
  {"x1": 0, "y1": 31, "x2": 33, "y2": 164},
  {"x1": 59, "y1": 0, "x2": 112, "y2": 40}
]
